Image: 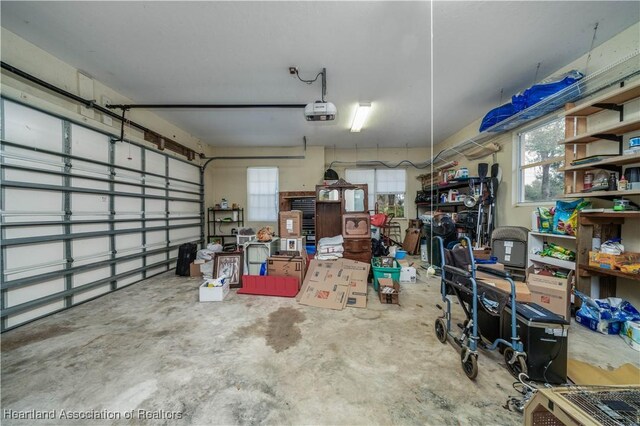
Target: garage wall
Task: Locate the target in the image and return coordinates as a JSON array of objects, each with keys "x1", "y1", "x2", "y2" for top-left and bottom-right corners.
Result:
[
  {"x1": 1, "y1": 99, "x2": 203, "y2": 331},
  {"x1": 432, "y1": 21, "x2": 640, "y2": 305},
  {"x1": 326, "y1": 146, "x2": 429, "y2": 235}
]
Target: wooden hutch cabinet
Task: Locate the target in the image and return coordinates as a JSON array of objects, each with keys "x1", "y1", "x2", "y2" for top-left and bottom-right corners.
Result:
[{"x1": 315, "y1": 181, "x2": 371, "y2": 264}]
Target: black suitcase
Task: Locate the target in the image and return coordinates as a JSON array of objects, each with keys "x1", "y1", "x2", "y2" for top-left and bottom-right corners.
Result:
[{"x1": 176, "y1": 243, "x2": 197, "y2": 276}]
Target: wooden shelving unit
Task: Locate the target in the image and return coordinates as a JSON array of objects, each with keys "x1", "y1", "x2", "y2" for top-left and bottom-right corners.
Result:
[
  {"x1": 562, "y1": 80, "x2": 640, "y2": 198},
  {"x1": 560, "y1": 117, "x2": 640, "y2": 145},
  {"x1": 579, "y1": 264, "x2": 640, "y2": 282},
  {"x1": 575, "y1": 211, "x2": 640, "y2": 298},
  {"x1": 562, "y1": 152, "x2": 640, "y2": 172},
  {"x1": 564, "y1": 79, "x2": 640, "y2": 117}
]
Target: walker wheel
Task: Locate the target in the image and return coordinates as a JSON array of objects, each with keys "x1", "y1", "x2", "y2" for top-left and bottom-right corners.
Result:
[
  {"x1": 504, "y1": 347, "x2": 528, "y2": 379},
  {"x1": 460, "y1": 349, "x2": 478, "y2": 380},
  {"x1": 435, "y1": 318, "x2": 447, "y2": 344}
]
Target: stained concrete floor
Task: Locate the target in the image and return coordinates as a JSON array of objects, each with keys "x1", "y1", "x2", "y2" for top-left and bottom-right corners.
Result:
[{"x1": 2, "y1": 256, "x2": 638, "y2": 425}]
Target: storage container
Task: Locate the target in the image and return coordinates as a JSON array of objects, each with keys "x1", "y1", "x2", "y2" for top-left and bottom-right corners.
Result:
[{"x1": 371, "y1": 257, "x2": 401, "y2": 291}]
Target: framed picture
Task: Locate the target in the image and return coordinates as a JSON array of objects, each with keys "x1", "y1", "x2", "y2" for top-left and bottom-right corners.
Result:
[
  {"x1": 287, "y1": 238, "x2": 298, "y2": 251},
  {"x1": 342, "y1": 213, "x2": 371, "y2": 239},
  {"x1": 213, "y1": 252, "x2": 244, "y2": 288}
]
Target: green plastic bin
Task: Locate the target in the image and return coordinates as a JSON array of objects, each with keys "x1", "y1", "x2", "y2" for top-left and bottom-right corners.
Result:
[{"x1": 371, "y1": 257, "x2": 401, "y2": 291}]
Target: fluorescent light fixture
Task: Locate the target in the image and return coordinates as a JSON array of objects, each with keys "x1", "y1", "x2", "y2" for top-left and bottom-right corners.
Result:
[{"x1": 350, "y1": 102, "x2": 372, "y2": 132}]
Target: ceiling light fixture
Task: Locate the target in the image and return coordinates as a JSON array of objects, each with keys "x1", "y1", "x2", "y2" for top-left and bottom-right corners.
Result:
[{"x1": 350, "y1": 102, "x2": 372, "y2": 132}]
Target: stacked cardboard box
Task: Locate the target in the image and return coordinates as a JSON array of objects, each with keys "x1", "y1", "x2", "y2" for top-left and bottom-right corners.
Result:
[
  {"x1": 279, "y1": 210, "x2": 303, "y2": 238},
  {"x1": 297, "y1": 259, "x2": 370, "y2": 310},
  {"x1": 526, "y1": 266, "x2": 573, "y2": 320}
]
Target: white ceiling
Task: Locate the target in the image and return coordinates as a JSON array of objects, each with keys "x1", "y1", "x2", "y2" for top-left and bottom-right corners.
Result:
[{"x1": 1, "y1": 1, "x2": 638, "y2": 148}]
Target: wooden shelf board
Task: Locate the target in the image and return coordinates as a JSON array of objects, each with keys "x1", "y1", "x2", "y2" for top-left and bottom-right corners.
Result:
[
  {"x1": 562, "y1": 152, "x2": 640, "y2": 171},
  {"x1": 564, "y1": 189, "x2": 640, "y2": 198},
  {"x1": 580, "y1": 211, "x2": 640, "y2": 218},
  {"x1": 579, "y1": 264, "x2": 640, "y2": 282},
  {"x1": 529, "y1": 254, "x2": 575, "y2": 270},
  {"x1": 529, "y1": 231, "x2": 576, "y2": 240},
  {"x1": 561, "y1": 118, "x2": 640, "y2": 144},
  {"x1": 564, "y1": 80, "x2": 640, "y2": 117},
  {"x1": 434, "y1": 202, "x2": 464, "y2": 207}
]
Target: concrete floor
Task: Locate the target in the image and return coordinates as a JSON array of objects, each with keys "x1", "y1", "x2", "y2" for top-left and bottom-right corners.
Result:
[{"x1": 2, "y1": 257, "x2": 638, "y2": 425}]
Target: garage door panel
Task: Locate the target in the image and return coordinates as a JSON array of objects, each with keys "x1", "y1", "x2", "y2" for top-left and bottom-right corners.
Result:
[
  {"x1": 5, "y1": 224, "x2": 63, "y2": 239},
  {"x1": 114, "y1": 196, "x2": 142, "y2": 215},
  {"x1": 4, "y1": 188, "x2": 62, "y2": 212},
  {"x1": 146, "y1": 253, "x2": 167, "y2": 265},
  {"x1": 5, "y1": 242, "x2": 64, "y2": 280},
  {"x1": 4, "y1": 168, "x2": 63, "y2": 186},
  {"x1": 71, "y1": 124, "x2": 109, "y2": 162},
  {"x1": 116, "y1": 234, "x2": 142, "y2": 256},
  {"x1": 114, "y1": 143, "x2": 141, "y2": 169},
  {"x1": 114, "y1": 183, "x2": 142, "y2": 194},
  {"x1": 146, "y1": 151, "x2": 166, "y2": 175},
  {"x1": 117, "y1": 274, "x2": 143, "y2": 288},
  {"x1": 74, "y1": 284, "x2": 112, "y2": 303},
  {"x1": 169, "y1": 200, "x2": 199, "y2": 214},
  {"x1": 6, "y1": 279, "x2": 65, "y2": 307},
  {"x1": 1, "y1": 101, "x2": 202, "y2": 330},
  {"x1": 170, "y1": 227, "x2": 200, "y2": 243},
  {"x1": 71, "y1": 177, "x2": 110, "y2": 191},
  {"x1": 116, "y1": 258, "x2": 143, "y2": 274},
  {"x1": 146, "y1": 230, "x2": 167, "y2": 245},
  {"x1": 169, "y1": 190, "x2": 200, "y2": 200},
  {"x1": 71, "y1": 193, "x2": 110, "y2": 213},
  {"x1": 169, "y1": 157, "x2": 199, "y2": 181},
  {"x1": 4, "y1": 101, "x2": 63, "y2": 150},
  {"x1": 114, "y1": 221, "x2": 143, "y2": 231},
  {"x1": 146, "y1": 266, "x2": 168, "y2": 277},
  {"x1": 72, "y1": 236, "x2": 110, "y2": 260},
  {"x1": 6, "y1": 301, "x2": 66, "y2": 329},
  {"x1": 73, "y1": 268, "x2": 111, "y2": 288}
]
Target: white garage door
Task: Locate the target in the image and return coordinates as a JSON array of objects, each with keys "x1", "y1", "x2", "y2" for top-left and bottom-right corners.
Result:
[{"x1": 0, "y1": 99, "x2": 203, "y2": 331}]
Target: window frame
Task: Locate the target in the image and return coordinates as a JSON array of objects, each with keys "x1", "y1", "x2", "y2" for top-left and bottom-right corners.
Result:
[
  {"x1": 246, "y1": 166, "x2": 279, "y2": 222},
  {"x1": 345, "y1": 168, "x2": 407, "y2": 218},
  {"x1": 514, "y1": 116, "x2": 565, "y2": 206}
]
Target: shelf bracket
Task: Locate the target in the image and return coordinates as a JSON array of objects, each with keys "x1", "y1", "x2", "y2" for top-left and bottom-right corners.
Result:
[
  {"x1": 593, "y1": 134, "x2": 622, "y2": 143},
  {"x1": 592, "y1": 103, "x2": 623, "y2": 113}
]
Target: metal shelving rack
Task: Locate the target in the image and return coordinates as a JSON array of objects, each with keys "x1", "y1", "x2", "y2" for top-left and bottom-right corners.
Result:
[{"x1": 207, "y1": 208, "x2": 244, "y2": 245}]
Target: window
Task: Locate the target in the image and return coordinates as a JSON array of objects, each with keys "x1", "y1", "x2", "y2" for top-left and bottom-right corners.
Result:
[
  {"x1": 517, "y1": 118, "x2": 565, "y2": 203},
  {"x1": 247, "y1": 167, "x2": 278, "y2": 221},
  {"x1": 345, "y1": 169, "x2": 406, "y2": 218}
]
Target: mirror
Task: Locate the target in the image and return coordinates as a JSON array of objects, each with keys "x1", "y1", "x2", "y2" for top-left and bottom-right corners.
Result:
[
  {"x1": 318, "y1": 188, "x2": 339, "y2": 201},
  {"x1": 344, "y1": 188, "x2": 365, "y2": 212}
]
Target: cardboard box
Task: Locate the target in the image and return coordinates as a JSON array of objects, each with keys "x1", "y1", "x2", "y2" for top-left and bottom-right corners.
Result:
[
  {"x1": 475, "y1": 271, "x2": 531, "y2": 303},
  {"x1": 400, "y1": 266, "x2": 417, "y2": 283},
  {"x1": 589, "y1": 251, "x2": 640, "y2": 270},
  {"x1": 190, "y1": 262, "x2": 203, "y2": 277},
  {"x1": 346, "y1": 276, "x2": 368, "y2": 308},
  {"x1": 279, "y1": 210, "x2": 303, "y2": 238},
  {"x1": 199, "y1": 280, "x2": 230, "y2": 302},
  {"x1": 472, "y1": 248, "x2": 492, "y2": 260},
  {"x1": 526, "y1": 267, "x2": 573, "y2": 320},
  {"x1": 298, "y1": 258, "x2": 370, "y2": 310},
  {"x1": 279, "y1": 236, "x2": 306, "y2": 253},
  {"x1": 378, "y1": 278, "x2": 400, "y2": 304},
  {"x1": 267, "y1": 255, "x2": 306, "y2": 288}
]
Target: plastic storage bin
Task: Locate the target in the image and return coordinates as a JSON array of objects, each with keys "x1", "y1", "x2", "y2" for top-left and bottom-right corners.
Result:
[{"x1": 371, "y1": 257, "x2": 401, "y2": 291}]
